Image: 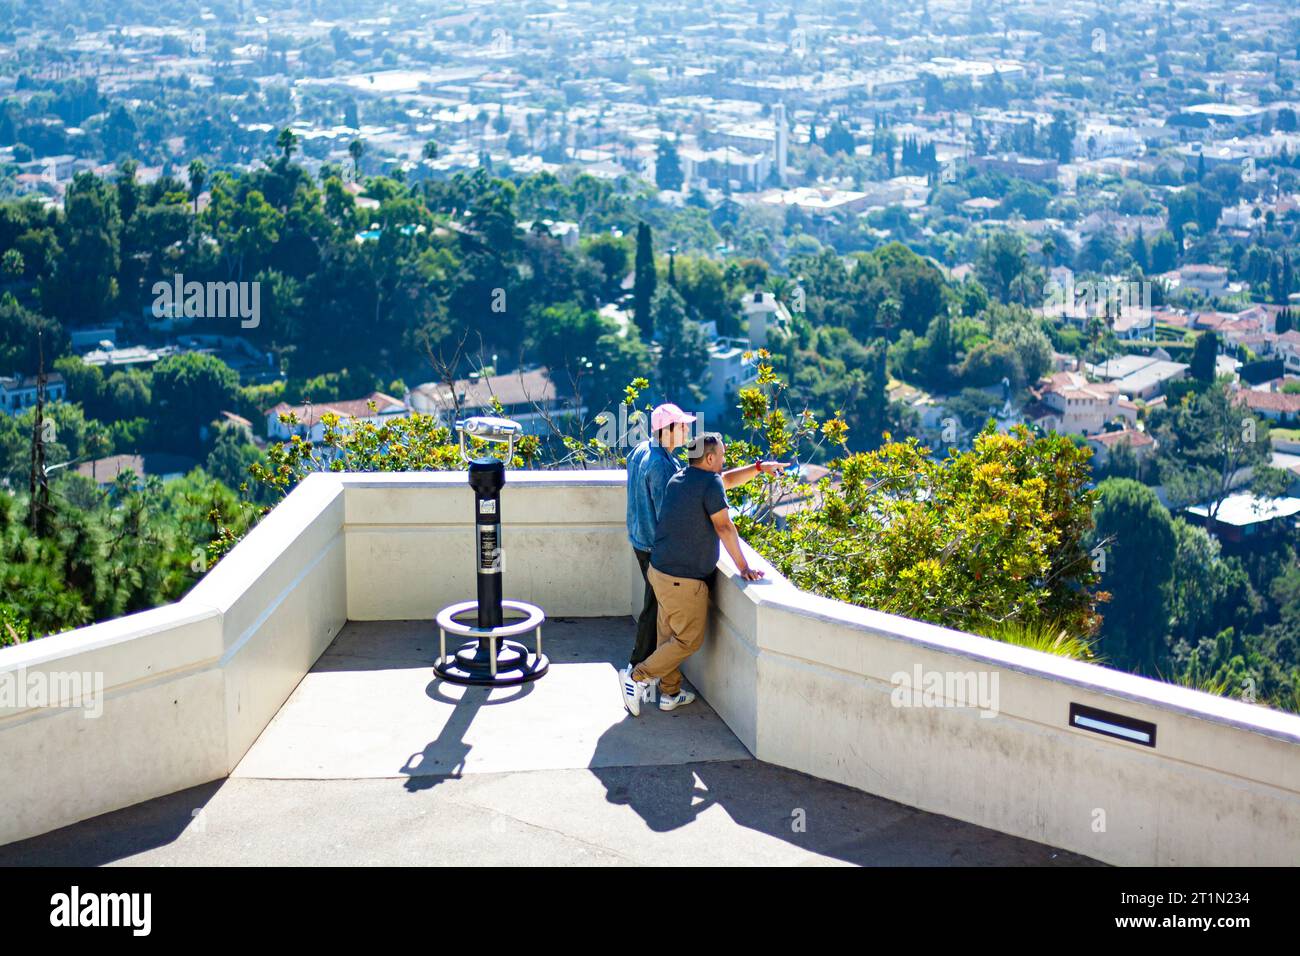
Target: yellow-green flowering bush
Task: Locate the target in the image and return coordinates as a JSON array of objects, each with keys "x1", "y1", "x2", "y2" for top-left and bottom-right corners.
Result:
[{"x1": 739, "y1": 423, "x2": 1103, "y2": 642}]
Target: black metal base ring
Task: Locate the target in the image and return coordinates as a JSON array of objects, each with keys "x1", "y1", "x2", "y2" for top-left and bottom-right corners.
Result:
[{"x1": 433, "y1": 638, "x2": 550, "y2": 686}]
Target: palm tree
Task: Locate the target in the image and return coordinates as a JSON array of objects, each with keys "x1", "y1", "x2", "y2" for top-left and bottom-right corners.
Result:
[
  {"x1": 187, "y1": 159, "x2": 207, "y2": 216},
  {"x1": 348, "y1": 139, "x2": 366, "y2": 181},
  {"x1": 422, "y1": 140, "x2": 439, "y2": 161},
  {"x1": 769, "y1": 275, "x2": 791, "y2": 304},
  {"x1": 276, "y1": 127, "x2": 298, "y2": 161},
  {"x1": 875, "y1": 298, "x2": 902, "y2": 335}
]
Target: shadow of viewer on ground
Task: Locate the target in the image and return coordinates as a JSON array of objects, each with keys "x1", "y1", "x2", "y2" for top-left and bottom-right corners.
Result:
[{"x1": 400, "y1": 679, "x2": 535, "y2": 793}]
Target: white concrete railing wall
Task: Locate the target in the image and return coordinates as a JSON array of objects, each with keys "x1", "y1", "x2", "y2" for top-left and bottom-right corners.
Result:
[
  {"x1": 686, "y1": 541, "x2": 1300, "y2": 867},
  {"x1": 0, "y1": 474, "x2": 348, "y2": 846},
  {"x1": 189, "y1": 475, "x2": 349, "y2": 770},
  {"x1": 2, "y1": 470, "x2": 1297, "y2": 866},
  {"x1": 0, "y1": 471, "x2": 632, "y2": 847},
  {"x1": 0, "y1": 603, "x2": 226, "y2": 850},
  {"x1": 340, "y1": 472, "x2": 632, "y2": 620}
]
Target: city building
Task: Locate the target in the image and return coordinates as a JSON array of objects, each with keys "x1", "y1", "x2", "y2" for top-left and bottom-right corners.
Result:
[
  {"x1": 678, "y1": 145, "x2": 771, "y2": 191},
  {"x1": 742, "y1": 290, "x2": 791, "y2": 350},
  {"x1": 406, "y1": 367, "x2": 580, "y2": 435},
  {"x1": 1086, "y1": 428, "x2": 1156, "y2": 470},
  {"x1": 773, "y1": 103, "x2": 790, "y2": 185},
  {"x1": 1085, "y1": 354, "x2": 1189, "y2": 401},
  {"x1": 970, "y1": 153, "x2": 1058, "y2": 183},
  {"x1": 760, "y1": 185, "x2": 871, "y2": 217},
  {"x1": 701, "y1": 338, "x2": 759, "y2": 423},
  {"x1": 265, "y1": 392, "x2": 410, "y2": 442},
  {"x1": 0, "y1": 373, "x2": 66, "y2": 415},
  {"x1": 1026, "y1": 370, "x2": 1138, "y2": 435}
]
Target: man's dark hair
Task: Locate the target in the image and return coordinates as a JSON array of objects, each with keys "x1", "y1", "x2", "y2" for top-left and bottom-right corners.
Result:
[{"x1": 687, "y1": 431, "x2": 723, "y2": 463}]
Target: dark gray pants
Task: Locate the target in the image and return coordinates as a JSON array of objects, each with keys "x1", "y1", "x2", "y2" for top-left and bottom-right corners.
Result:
[{"x1": 630, "y1": 548, "x2": 658, "y2": 667}]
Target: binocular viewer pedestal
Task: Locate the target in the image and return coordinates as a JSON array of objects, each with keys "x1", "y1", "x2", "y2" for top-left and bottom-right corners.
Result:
[
  {"x1": 433, "y1": 600, "x2": 549, "y2": 686},
  {"x1": 433, "y1": 416, "x2": 549, "y2": 687}
]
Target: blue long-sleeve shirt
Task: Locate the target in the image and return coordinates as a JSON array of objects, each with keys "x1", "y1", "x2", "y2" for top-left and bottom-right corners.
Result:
[{"x1": 625, "y1": 439, "x2": 683, "y2": 552}]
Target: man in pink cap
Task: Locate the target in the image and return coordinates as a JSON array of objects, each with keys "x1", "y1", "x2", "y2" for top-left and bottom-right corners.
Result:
[{"x1": 622, "y1": 402, "x2": 784, "y2": 708}]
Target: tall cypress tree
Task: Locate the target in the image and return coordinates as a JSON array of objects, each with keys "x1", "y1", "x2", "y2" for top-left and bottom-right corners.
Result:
[
  {"x1": 655, "y1": 139, "x2": 683, "y2": 191},
  {"x1": 633, "y1": 222, "x2": 656, "y2": 342},
  {"x1": 1190, "y1": 330, "x2": 1218, "y2": 384},
  {"x1": 1132, "y1": 225, "x2": 1149, "y2": 272}
]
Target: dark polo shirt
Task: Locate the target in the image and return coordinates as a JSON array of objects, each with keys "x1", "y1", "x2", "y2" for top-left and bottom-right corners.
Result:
[{"x1": 649, "y1": 465, "x2": 729, "y2": 580}]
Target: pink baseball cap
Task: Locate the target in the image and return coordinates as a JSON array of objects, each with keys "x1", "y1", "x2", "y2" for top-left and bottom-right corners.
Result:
[{"x1": 651, "y1": 402, "x2": 697, "y2": 432}]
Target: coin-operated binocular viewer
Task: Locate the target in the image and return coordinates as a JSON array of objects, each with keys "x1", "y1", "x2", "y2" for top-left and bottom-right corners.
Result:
[{"x1": 433, "y1": 416, "x2": 548, "y2": 686}]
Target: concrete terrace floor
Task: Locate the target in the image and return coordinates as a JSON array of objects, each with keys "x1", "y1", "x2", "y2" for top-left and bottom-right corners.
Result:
[{"x1": 0, "y1": 618, "x2": 1102, "y2": 867}]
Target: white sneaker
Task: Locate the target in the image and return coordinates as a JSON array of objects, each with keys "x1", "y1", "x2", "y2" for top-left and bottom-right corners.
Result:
[
  {"x1": 620, "y1": 666, "x2": 650, "y2": 717},
  {"x1": 658, "y1": 689, "x2": 696, "y2": 712}
]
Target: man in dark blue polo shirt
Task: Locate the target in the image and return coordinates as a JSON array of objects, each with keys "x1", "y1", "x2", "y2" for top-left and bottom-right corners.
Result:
[{"x1": 620, "y1": 432, "x2": 783, "y2": 716}]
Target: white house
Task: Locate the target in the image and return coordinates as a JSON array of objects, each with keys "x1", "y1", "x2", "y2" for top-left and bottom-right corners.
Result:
[
  {"x1": 1085, "y1": 354, "x2": 1189, "y2": 401},
  {"x1": 519, "y1": 219, "x2": 580, "y2": 250},
  {"x1": 1178, "y1": 264, "x2": 1229, "y2": 298},
  {"x1": 1025, "y1": 371, "x2": 1138, "y2": 436},
  {"x1": 0, "y1": 373, "x2": 66, "y2": 415},
  {"x1": 265, "y1": 391, "x2": 409, "y2": 442},
  {"x1": 742, "y1": 290, "x2": 792, "y2": 351},
  {"x1": 406, "y1": 367, "x2": 580, "y2": 436},
  {"x1": 1086, "y1": 428, "x2": 1156, "y2": 470},
  {"x1": 701, "y1": 338, "x2": 758, "y2": 424},
  {"x1": 1276, "y1": 331, "x2": 1300, "y2": 375}
]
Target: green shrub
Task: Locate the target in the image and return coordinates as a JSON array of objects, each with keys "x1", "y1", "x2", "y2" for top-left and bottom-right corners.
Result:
[{"x1": 739, "y1": 422, "x2": 1101, "y2": 640}]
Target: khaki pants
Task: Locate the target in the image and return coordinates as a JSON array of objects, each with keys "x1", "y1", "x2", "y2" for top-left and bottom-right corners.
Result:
[{"x1": 631, "y1": 566, "x2": 709, "y2": 697}]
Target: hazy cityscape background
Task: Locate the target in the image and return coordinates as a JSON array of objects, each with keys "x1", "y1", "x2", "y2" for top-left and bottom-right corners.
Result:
[{"x1": 0, "y1": 0, "x2": 1297, "y2": 713}]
